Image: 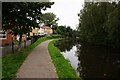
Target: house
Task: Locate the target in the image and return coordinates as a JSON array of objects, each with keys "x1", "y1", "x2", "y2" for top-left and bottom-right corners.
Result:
[
  {"x1": 30, "y1": 25, "x2": 53, "y2": 37},
  {"x1": 41, "y1": 25, "x2": 53, "y2": 36},
  {"x1": 0, "y1": 29, "x2": 13, "y2": 46},
  {"x1": 0, "y1": 29, "x2": 27, "y2": 46},
  {"x1": 30, "y1": 27, "x2": 39, "y2": 36},
  {"x1": 38, "y1": 27, "x2": 45, "y2": 36}
]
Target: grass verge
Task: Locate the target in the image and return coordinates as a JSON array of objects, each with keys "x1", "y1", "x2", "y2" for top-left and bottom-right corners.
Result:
[
  {"x1": 2, "y1": 37, "x2": 51, "y2": 79},
  {"x1": 48, "y1": 39, "x2": 79, "y2": 79}
]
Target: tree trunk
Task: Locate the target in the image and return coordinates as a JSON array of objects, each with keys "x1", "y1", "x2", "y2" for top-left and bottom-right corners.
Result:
[
  {"x1": 31, "y1": 38, "x2": 32, "y2": 45},
  {"x1": 24, "y1": 40, "x2": 26, "y2": 48},
  {"x1": 33, "y1": 33, "x2": 35, "y2": 43},
  {"x1": 12, "y1": 40, "x2": 14, "y2": 54}
]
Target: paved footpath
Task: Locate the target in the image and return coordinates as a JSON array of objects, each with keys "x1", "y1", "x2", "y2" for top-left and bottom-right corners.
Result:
[{"x1": 16, "y1": 40, "x2": 58, "y2": 78}]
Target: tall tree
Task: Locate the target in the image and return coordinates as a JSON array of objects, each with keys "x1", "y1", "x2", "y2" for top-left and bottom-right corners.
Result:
[
  {"x1": 105, "y1": 3, "x2": 120, "y2": 47},
  {"x1": 40, "y1": 12, "x2": 59, "y2": 26},
  {"x1": 78, "y1": 2, "x2": 120, "y2": 47},
  {"x1": 2, "y1": 2, "x2": 54, "y2": 49},
  {"x1": 40, "y1": 12, "x2": 59, "y2": 33}
]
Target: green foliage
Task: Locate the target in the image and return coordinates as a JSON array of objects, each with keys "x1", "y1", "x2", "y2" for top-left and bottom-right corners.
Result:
[
  {"x1": 2, "y1": 2, "x2": 54, "y2": 42},
  {"x1": 47, "y1": 34, "x2": 63, "y2": 39},
  {"x1": 48, "y1": 40, "x2": 79, "y2": 79},
  {"x1": 40, "y1": 12, "x2": 59, "y2": 34},
  {"x1": 105, "y1": 4, "x2": 120, "y2": 47},
  {"x1": 40, "y1": 12, "x2": 59, "y2": 26},
  {"x1": 78, "y1": 2, "x2": 120, "y2": 47},
  {"x1": 56, "y1": 25, "x2": 77, "y2": 38},
  {"x1": 56, "y1": 26, "x2": 66, "y2": 35},
  {"x1": 2, "y1": 37, "x2": 51, "y2": 79}
]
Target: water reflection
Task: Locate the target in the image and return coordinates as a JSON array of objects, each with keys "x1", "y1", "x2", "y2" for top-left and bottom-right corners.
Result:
[
  {"x1": 77, "y1": 44, "x2": 120, "y2": 79},
  {"x1": 55, "y1": 38, "x2": 78, "y2": 52},
  {"x1": 55, "y1": 39, "x2": 120, "y2": 80}
]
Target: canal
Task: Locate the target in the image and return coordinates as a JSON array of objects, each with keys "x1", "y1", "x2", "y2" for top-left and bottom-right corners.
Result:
[{"x1": 55, "y1": 38, "x2": 120, "y2": 79}]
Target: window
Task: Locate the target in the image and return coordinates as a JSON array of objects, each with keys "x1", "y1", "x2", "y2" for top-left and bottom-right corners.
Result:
[{"x1": 0, "y1": 30, "x2": 7, "y2": 40}]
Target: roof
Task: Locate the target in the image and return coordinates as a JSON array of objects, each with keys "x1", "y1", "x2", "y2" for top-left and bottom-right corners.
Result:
[{"x1": 42, "y1": 25, "x2": 52, "y2": 29}]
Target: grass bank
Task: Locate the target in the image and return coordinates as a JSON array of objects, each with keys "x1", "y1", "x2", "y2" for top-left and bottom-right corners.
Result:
[
  {"x1": 48, "y1": 39, "x2": 79, "y2": 79},
  {"x1": 2, "y1": 37, "x2": 51, "y2": 79}
]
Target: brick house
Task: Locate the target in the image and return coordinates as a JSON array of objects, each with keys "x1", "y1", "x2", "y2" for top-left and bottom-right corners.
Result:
[
  {"x1": 0, "y1": 29, "x2": 13, "y2": 45},
  {"x1": 0, "y1": 29, "x2": 27, "y2": 46}
]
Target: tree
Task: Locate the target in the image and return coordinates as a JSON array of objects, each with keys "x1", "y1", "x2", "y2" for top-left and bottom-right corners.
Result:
[
  {"x1": 40, "y1": 12, "x2": 59, "y2": 33},
  {"x1": 55, "y1": 25, "x2": 76, "y2": 38},
  {"x1": 2, "y1": 2, "x2": 54, "y2": 49},
  {"x1": 40, "y1": 12, "x2": 59, "y2": 26},
  {"x1": 56, "y1": 26, "x2": 66, "y2": 35},
  {"x1": 105, "y1": 4, "x2": 120, "y2": 47},
  {"x1": 78, "y1": 2, "x2": 120, "y2": 47},
  {"x1": 66, "y1": 26, "x2": 73, "y2": 37},
  {"x1": 78, "y1": 2, "x2": 109, "y2": 44}
]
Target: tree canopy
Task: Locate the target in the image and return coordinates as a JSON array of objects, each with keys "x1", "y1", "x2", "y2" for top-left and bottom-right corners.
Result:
[
  {"x1": 40, "y1": 12, "x2": 59, "y2": 27},
  {"x1": 56, "y1": 25, "x2": 77, "y2": 38},
  {"x1": 2, "y1": 2, "x2": 54, "y2": 43},
  {"x1": 39, "y1": 12, "x2": 59, "y2": 34},
  {"x1": 78, "y1": 2, "x2": 120, "y2": 48}
]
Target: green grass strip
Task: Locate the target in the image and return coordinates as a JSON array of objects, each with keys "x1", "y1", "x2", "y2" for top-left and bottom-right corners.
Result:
[
  {"x1": 48, "y1": 39, "x2": 79, "y2": 79},
  {"x1": 2, "y1": 37, "x2": 50, "y2": 78}
]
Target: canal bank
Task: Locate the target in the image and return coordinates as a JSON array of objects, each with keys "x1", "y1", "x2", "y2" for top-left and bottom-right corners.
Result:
[
  {"x1": 55, "y1": 38, "x2": 120, "y2": 80},
  {"x1": 48, "y1": 39, "x2": 80, "y2": 79}
]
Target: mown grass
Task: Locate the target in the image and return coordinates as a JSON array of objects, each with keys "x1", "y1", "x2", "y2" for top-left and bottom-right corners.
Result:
[
  {"x1": 2, "y1": 37, "x2": 51, "y2": 79},
  {"x1": 48, "y1": 39, "x2": 79, "y2": 79}
]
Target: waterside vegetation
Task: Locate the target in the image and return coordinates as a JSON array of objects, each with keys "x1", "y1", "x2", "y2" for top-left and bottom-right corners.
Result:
[{"x1": 48, "y1": 39, "x2": 79, "y2": 79}]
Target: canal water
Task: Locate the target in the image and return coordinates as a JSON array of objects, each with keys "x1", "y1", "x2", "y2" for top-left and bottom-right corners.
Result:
[{"x1": 55, "y1": 39, "x2": 120, "y2": 79}]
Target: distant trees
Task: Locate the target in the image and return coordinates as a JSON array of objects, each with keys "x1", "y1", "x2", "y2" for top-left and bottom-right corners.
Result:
[
  {"x1": 40, "y1": 12, "x2": 59, "y2": 26},
  {"x1": 78, "y1": 2, "x2": 120, "y2": 48},
  {"x1": 39, "y1": 12, "x2": 59, "y2": 33},
  {"x1": 39, "y1": 12, "x2": 77, "y2": 38},
  {"x1": 56, "y1": 25, "x2": 77, "y2": 38},
  {"x1": 2, "y1": 2, "x2": 54, "y2": 48}
]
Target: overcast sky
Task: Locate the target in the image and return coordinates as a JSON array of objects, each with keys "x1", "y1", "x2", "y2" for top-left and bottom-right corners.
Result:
[{"x1": 42, "y1": 0, "x2": 84, "y2": 30}]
